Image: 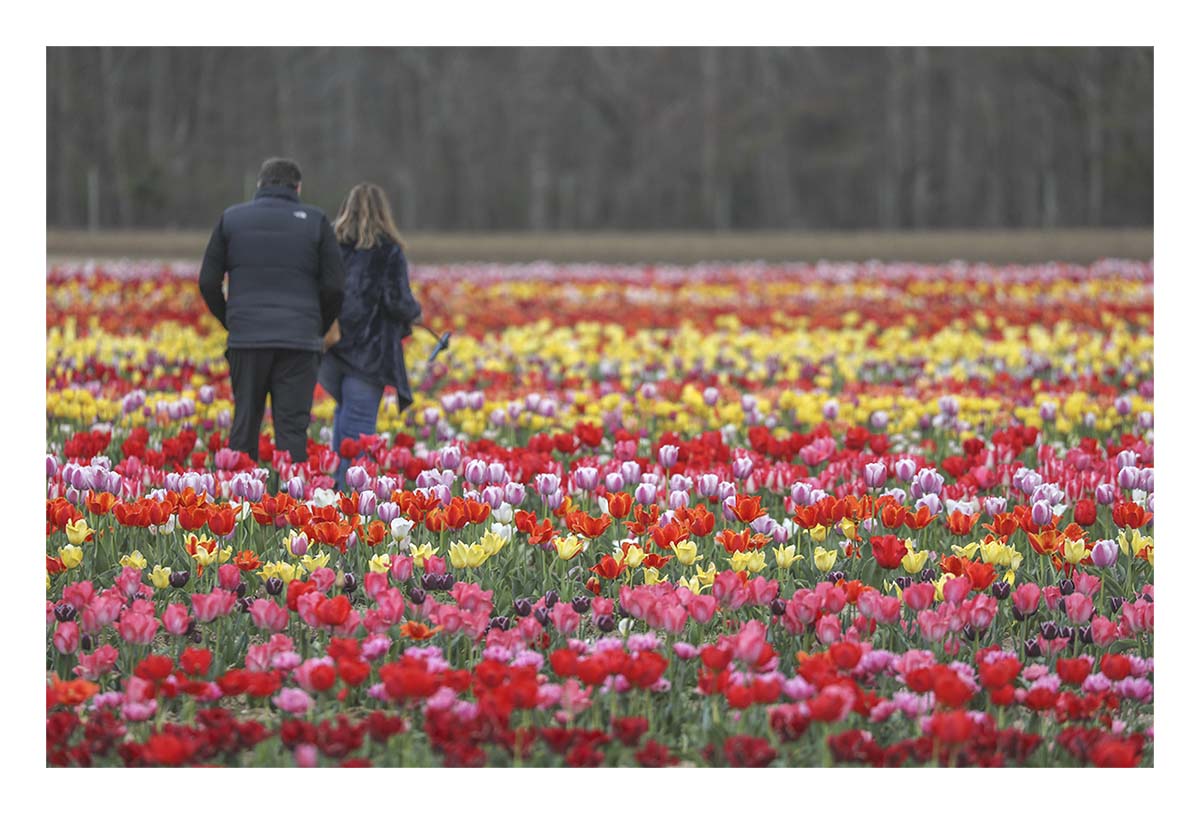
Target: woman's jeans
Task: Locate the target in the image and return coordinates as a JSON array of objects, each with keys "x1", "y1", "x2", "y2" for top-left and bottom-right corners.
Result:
[{"x1": 319, "y1": 361, "x2": 384, "y2": 489}]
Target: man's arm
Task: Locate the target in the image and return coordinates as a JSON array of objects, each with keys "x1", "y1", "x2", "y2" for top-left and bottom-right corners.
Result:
[
  {"x1": 198, "y1": 217, "x2": 228, "y2": 327},
  {"x1": 381, "y1": 245, "x2": 423, "y2": 325},
  {"x1": 317, "y1": 215, "x2": 345, "y2": 334}
]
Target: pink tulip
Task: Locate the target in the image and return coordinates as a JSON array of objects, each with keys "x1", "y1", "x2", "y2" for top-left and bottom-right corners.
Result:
[
  {"x1": 73, "y1": 644, "x2": 119, "y2": 680},
  {"x1": 549, "y1": 602, "x2": 580, "y2": 634},
  {"x1": 687, "y1": 595, "x2": 718, "y2": 624},
  {"x1": 274, "y1": 687, "x2": 313, "y2": 715},
  {"x1": 942, "y1": 576, "x2": 972, "y2": 606},
  {"x1": 116, "y1": 610, "x2": 159, "y2": 644},
  {"x1": 1063, "y1": 593, "x2": 1095, "y2": 624},
  {"x1": 217, "y1": 564, "x2": 241, "y2": 592},
  {"x1": 389, "y1": 555, "x2": 414, "y2": 582},
  {"x1": 363, "y1": 571, "x2": 389, "y2": 600},
  {"x1": 53, "y1": 621, "x2": 79, "y2": 654},
  {"x1": 1090, "y1": 615, "x2": 1120, "y2": 647},
  {"x1": 162, "y1": 603, "x2": 191, "y2": 636},
  {"x1": 815, "y1": 614, "x2": 842, "y2": 644},
  {"x1": 903, "y1": 582, "x2": 935, "y2": 612},
  {"x1": 191, "y1": 589, "x2": 238, "y2": 623},
  {"x1": 1012, "y1": 583, "x2": 1042, "y2": 616},
  {"x1": 712, "y1": 571, "x2": 750, "y2": 609},
  {"x1": 249, "y1": 599, "x2": 289, "y2": 632}
]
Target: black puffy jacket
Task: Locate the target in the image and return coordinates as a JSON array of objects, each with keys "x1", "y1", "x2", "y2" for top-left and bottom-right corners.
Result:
[
  {"x1": 324, "y1": 240, "x2": 422, "y2": 400},
  {"x1": 198, "y1": 185, "x2": 344, "y2": 351}
]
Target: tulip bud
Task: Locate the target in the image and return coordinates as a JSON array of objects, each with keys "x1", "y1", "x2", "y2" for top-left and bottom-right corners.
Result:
[
  {"x1": 342, "y1": 573, "x2": 357, "y2": 594},
  {"x1": 1059, "y1": 625, "x2": 1075, "y2": 644},
  {"x1": 769, "y1": 598, "x2": 787, "y2": 616},
  {"x1": 235, "y1": 582, "x2": 247, "y2": 598},
  {"x1": 1059, "y1": 578, "x2": 1075, "y2": 596},
  {"x1": 1078, "y1": 625, "x2": 1094, "y2": 645},
  {"x1": 895, "y1": 576, "x2": 913, "y2": 590},
  {"x1": 80, "y1": 634, "x2": 94, "y2": 652},
  {"x1": 265, "y1": 577, "x2": 283, "y2": 596},
  {"x1": 991, "y1": 581, "x2": 1011, "y2": 600},
  {"x1": 533, "y1": 607, "x2": 550, "y2": 625},
  {"x1": 919, "y1": 569, "x2": 938, "y2": 583},
  {"x1": 1039, "y1": 621, "x2": 1059, "y2": 640},
  {"x1": 1024, "y1": 638, "x2": 1042, "y2": 658},
  {"x1": 595, "y1": 614, "x2": 615, "y2": 632},
  {"x1": 407, "y1": 586, "x2": 426, "y2": 605},
  {"x1": 170, "y1": 570, "x2": 190, "y2": 589},
  {"x1": 54, "y1": 603, "x2": 77, "y2": 623},
  {"x1": 237, "y1": 597, "x2": 252, "y2": 613},
  {"x1": 421, "y1": 573, "x2": 439, "y2": 591},
  {"x1": 491, "y1": 616, "x2": 511, "y2": 631},
  {"x1": 828, "y1": 571, "x2": 845, "y2": 583},
  {"x1": 1108, "y1": 596, "x2": 1125, "y2": 614},
  {"x1": 571, "y1": 596, "x2": 590, "y2": 613},
  {"x1": 513, "y1": 598, "x2": 532, "y2": 617},
  {"x1": 544, "y1": 590, "x2": 559, "y2": 608}
]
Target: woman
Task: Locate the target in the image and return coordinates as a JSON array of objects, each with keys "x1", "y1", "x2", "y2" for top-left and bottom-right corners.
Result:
[{"x1": 320, "y1": 183, "x2": 422, "y2": 488}]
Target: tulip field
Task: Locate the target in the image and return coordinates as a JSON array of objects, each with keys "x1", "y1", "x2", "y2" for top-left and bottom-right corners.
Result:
[{"x1": 45, "y1": 258, "x2": 1154, "y2": 767}]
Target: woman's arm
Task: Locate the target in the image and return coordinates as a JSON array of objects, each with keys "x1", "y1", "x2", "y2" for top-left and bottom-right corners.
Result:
[{"x1": 380, "y1": 245, "x2": 423, "y2": 326}]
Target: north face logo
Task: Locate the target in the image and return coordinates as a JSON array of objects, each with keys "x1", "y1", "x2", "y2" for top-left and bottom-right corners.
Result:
[{"x1": 293, "y1": 211, "x2": 308, "y2": 219}]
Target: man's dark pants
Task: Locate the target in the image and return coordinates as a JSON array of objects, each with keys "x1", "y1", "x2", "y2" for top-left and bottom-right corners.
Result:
[{"x1": 227, "y1": 348, "x2": 320, "y2": 463}]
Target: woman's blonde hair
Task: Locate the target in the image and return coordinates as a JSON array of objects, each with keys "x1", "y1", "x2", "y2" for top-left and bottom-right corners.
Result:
[{"x1": 333, "y1": 183, "x2": 405, "y2": 250}]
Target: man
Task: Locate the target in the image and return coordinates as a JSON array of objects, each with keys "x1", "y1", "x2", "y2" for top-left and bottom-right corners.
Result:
[{"x1": 198, "y1": 157, "x2": 344, "y2": 465}]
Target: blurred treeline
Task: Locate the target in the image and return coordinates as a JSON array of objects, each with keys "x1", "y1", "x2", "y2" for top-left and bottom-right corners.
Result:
[{"x1": 47, "y1": 46, "x2": 1152, "y2": 231}]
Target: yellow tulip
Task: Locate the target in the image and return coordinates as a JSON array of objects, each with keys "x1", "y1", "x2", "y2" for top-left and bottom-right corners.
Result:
[
  {"x1": 678, "y1": 575, "x2": 704, "y2": 594},
  {"x1": 813, "y1": 546, "x2": 837, "y2": 572},
  {"x1": 901, "y1": 547, "x2": 929, "y2": 574},
  {"x1": 369, "y1": 553, "x2": 392, "y2": 574},
  {"x1": 300, "y1": 551, "x2": 331, "y2": 572},
  {"x1": 695, "y1": 562, "x2": 718, "y2": 587},
  {"x1": 65, "y1": 519, "x2": 92, "y2": 546},
  {"x1": 552, "y1": 535, "x2": 584, "y2": 560},
  {"x1": 773, "y1": 544, "x2": 802, "y2": 569},
  {"x1": 808, "y1": 525, "x2": 829, "y2": 543},
  {"x1": 729, "y1": 549, "x2": 767, "y2": 573},
  {"x1": 150, "y1": 564, "x2": 172, "y2": 589},
  {"x1": 479, "y1": 531, "x2": 507, "y2": 557},
  {"x1": 643, "y1": 566, "x2": 663, "y2": 585},
  {"x1": 951, "y1": 543, "x2": 979, "y2": 560},
  {"x1": 621, "y1": 545, "x2": 646, "y2": 569},
  {"x1": 120, "y1": 550, "x2": 147, "y2": 571},
  {"x1": 465, "y1": 543, "x2": 490, "y2": 569},
  {"x1": 1062, "y1": 537, "x2": 1087, "y2": 565},
  {"x1": 933, "y1": 573, "x2": 950, "y2": 602},
  {"x1": 448, "y1": 542, "x2": 472, "y2": 569},
  {"x1": 410, "y1": 543, "x2": 437, "y2": 569},
  {"x1": 58, "y1": 544, "x2": 83, "y2": 570},
  {"x1": 670, "y1": 540, "x2": 702, "y2": 566},
  {"x1": 839, "y1": 518, "x2": 858, "y2": 539}
]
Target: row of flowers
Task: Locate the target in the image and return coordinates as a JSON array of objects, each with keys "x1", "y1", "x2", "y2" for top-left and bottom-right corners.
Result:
[{"x1": 45, "y1": 261, "x2": 1153, "y2": 767}]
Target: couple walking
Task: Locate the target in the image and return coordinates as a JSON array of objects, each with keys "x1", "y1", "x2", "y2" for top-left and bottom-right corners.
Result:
[{"x1": 198, "y1": 157, "x2": 421, "y2": 487}]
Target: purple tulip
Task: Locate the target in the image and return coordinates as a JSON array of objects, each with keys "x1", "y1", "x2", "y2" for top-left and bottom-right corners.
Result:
[
  {"x1": 703, "y1": 387, "x2": 719, "y2": 406},
  {"x1": 790, "y1": 481, "x2": 812, "y2": 506},
  {"x1": 1117, "y1": 466, "x2": 1140, "y2": 491},
  {"x1": 489, "y1": 408, "x2": 507, "y2": 427},
  {"x1": 487, "y1": 462, "x2": 509, "y2": 485},
  {"x1": 198, "y1": 385, "x2": 215, "y2": 405},
  {"x1": 433, "y1": 483, "x2": 453, "y2": 506},
  {"x1": 47, "y1": 455, "x2": 59, "y2": 479},
  {"x1": 717, "y1": 481, "x2": 738, "y2": 502},
  {"x1": 939, "y1": 396, "x2": 959, "y2": 417},
  {"x1": 1146, "y1": 493, "x2": 1154, "y2": 513},
  {"x1": 882, "y1": 487, "x2": 907, "y2": 504},
  {"x1": 378, "y1": 502, "x2": 401, "y2": 524},
  {"x1": 465, "y1": 460, "x2": 489, "y2": 486},
  {"x1": 732, "y1": 457, "x2": 754, "y2": 480},
  {"x1": 545, "y1": 489, "x2": 563, "y2": 511},
  {"x1": 1116, "y1": 450, "x2": 1139, "y2": 469},
  {"x1": 721, "y1": 497, "x2": 738, "y2": 522},
  {"x1": 668, "y1": 490, "x2": 689, "y2": 511},
  {"x1": 870, "y1": 410, "x2": 889, "y2": 429},
  {"x1": 634, "y1": 482, "x2": 658, "y2": 506},
  {"x1": 1138, "y1": 469, "x2": 1154, "y2": 493},
  {"x1": 658, "y1": 445, "x2": 679, "y2": 469},
  {"x1": 346, "y1": 466, "x2": 370, "y2": 492},
  {"x1": 605, "y1": 472, "x2": 625, "y2": 492},
  {"x1": 1090, "y1": 539, "x2": 1119, "y2": 569},
  {"x1": 1115, "y1": 395, "x2": 1132, "y2": 416},
  {"x1": 822, "y1": 400, "x2": 839, "y2": 420},
  {"x1": 467, "y1": 391, "x2": 485, "y2": 410},
  {"x1": 913, "y1": 468, "x2": 944, "y2": 497},
  {"x1": 573, "y1": 467, "x2": 599, "y2": 492},
  {"x1": 504, "y1": 482, "x2": 527, "y2": 506},
  {"x1": 480, "y1": 485, "x2": 505, "y2": 509},
  {"x1": 1031, "y1": 500, "x2": 1055, "y2": 527},
  {"x1": 620, "y1": 460, "x2": 642, "y2": 486},
  {"x1": 217, "y1": 410, "x2": 232, "y2": 429},
  {"x1": 863, "y1": 462, "x2": 887, "y2": 489},
  {"x1": 915, "y1": 493, "x2": 942, "y2": 516},
  {"x1": 1137, "y1": 411, "x2": 1153, "y2": 429},
  {"x1": 894, "y1": 459, "x2": 917, "y2": 483},
  {"x1": 535, "y1": 473, "x2": 561, "y2": 496},
  {"x1": 750, "y1": 515, "x2": 776, "y2": 536},
  {"x1": 1039, "y1": 402, "x2": 1057, "y2": 422},
  {"x1": 358, "y1": 490, "x2": 378, "y2": 517},
  {"x1": 439, "y1": 446, "x2": 462, "y2": 471},
  {"x1": 697, "y1": 474, "x2": 720, "y2": 498},
  {"x1": 286, "y1": 476, "x2": 306, "y2": 500},
  {"x1": 289, "y1": 532, "x2": 309, "y2": 557},
  {"x1": 1095, "y1": 483, "x2": 1115, "y2": 505},
  {"x1": 983, "y1": 496, "x2": 1008, "y2": 518}
]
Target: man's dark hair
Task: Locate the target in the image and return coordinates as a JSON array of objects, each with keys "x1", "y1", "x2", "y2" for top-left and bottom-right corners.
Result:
[{"x1": 258, "y1": 157, "x2": 302, "y2": 189}]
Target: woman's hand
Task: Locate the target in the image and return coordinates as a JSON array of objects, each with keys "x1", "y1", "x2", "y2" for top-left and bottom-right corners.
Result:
[{"x1": 323, "y1": 319, "x2": 341, "y2": 350}]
